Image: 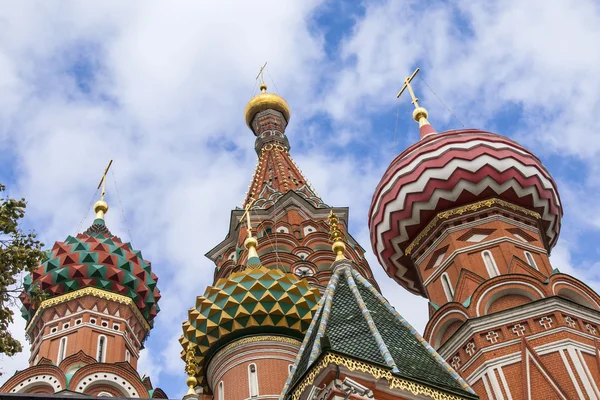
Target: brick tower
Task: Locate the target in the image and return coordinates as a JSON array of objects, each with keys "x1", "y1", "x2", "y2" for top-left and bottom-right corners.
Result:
[
  {"x1": 180, "y1": 76, "x2": 478, "y2": 400},
  {"x1": 0, "y1": 182, "x2": 165, "y2": 398},
  {"x1": 369, "y1": 69, "x2": 600, "y2": 399}
]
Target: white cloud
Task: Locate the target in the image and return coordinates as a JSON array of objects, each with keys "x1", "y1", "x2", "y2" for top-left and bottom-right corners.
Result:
[{"x1": 2, "y1": 0, "x2": 600, "y2": 396}]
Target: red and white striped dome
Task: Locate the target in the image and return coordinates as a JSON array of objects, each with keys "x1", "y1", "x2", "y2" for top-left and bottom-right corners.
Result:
[{"x1": 369, "y1": 128, "x2": 562, "y2": 296}]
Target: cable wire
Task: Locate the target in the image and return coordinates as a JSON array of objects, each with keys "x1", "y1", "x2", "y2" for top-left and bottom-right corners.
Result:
[
  {"x1": 418, "y1": 75, "x2": 465, "y2": 127},
  {"x1": 111, "y1": 168, "x2": 135, "y2": 247},
  {"x1": 265, "y1": 67, "x2": 281, "y2": 95},
  {"x1": 76, "y1": 188, "x2": 100, "y2": 234}
]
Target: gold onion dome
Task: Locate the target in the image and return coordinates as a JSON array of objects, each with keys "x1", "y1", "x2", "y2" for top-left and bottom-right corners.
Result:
[
  {"x1": 244, "y1": 83, "x2": 291, "y2": 129},
  {"x1": 179, "y1": 266, "x2": 320, "y2": 387}
]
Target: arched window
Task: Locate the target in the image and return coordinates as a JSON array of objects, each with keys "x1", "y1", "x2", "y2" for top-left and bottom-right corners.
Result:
[
  {"x1": 441, "y1": 273, "x2": 454, "y2": 302},
  {"x1": 97, "y1": 335, "x2": 107, "y2": 362},
  {"x1": 218, "y1": 381, "x2": 224, "y2": 400},
  {"x1": 288, "y1": 364, "x2": 293, "y2": 374},
  {"x1": 125, "y1": 350, "x2": 130, "y2": 363},
  {"x1": 524, "y1": 251, "x2": 538, "y2": 270},
  {"x1": 482, "y1": 250, "x2": 500, "y2": 278},
  {"x1": 248, "y1": 363, "x2": 259, "y2": 397},
  {"x1": 57, "y1": 336, "x2": 68, "y2": 363}
]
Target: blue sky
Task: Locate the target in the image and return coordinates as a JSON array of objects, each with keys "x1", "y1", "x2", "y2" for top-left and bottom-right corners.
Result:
[{"x1": 1, "y1": 0, "x2": 600, "y2": 397}]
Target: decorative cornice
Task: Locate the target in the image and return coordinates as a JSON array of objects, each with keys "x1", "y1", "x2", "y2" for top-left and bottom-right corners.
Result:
[
  {"x1": 216, "y1": 335, "x2": 300, "y2": 356},
  {"x1": 26, "y1": 287, "x2": 150, "y2": 335},
  {"x1": 438, "y1": 296, "x2": 600, "y2": 358},
  {"x1": 291, "y1": 352, "x2": 472, "y2": 400},
  {"x1": 405, "y1": 198, "x2": 541, "y2": 256}
]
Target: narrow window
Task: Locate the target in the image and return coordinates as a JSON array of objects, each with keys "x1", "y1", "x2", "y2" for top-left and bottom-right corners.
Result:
[
  {"x1": 218, "y1": 381, "x2": 224, "y2": 400},
  {"x1": 248, "y1": 363, "x2": 259, "y2": 397},
  {"x1": 441, "y1": 273, "x2": 454, "y2": 302},
  {"x1": 58, "y1": 337, "x2": 68, "y2": 363},
  {"x1": 97, "y1": 335, "x2": 107, "y2": 362},
  {"x1": 482, "y1": 250, "x2": 500, "y2": 278},
  {"x1": 524, "y1": 251, "x2": 538, "y2": 270},
  {"x1": 125, "y1": 350, "x2": 130, "y2": 363},
  {"x1": 288, "y1": 364, "x2": 293, "y2": 374}
]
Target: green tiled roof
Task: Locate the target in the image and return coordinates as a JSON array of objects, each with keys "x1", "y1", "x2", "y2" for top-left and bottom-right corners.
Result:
[{"x1": 283, "y1": 263, "x2": 477, "y2": 399}]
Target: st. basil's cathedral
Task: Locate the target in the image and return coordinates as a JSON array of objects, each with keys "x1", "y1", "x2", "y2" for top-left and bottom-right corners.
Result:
[{"x1": 1, "y1": 68, "x2": 600, "y2": 400}]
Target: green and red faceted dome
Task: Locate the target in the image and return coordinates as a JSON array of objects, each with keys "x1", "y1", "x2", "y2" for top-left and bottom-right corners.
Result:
[
  {"x1": 369, "y1": 127, "x2": 563, "y2": 296},
  {"x1": 20, "y1": 217, "x2": 161, "y2": 326}
]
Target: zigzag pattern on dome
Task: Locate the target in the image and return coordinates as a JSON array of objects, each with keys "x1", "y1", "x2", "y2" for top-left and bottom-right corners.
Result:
[
  {"x1": 20, "y1": 220, "x2": 161, "y2": 325},
  {"x1": 369, "y1": 129, "x2": 562, "y2": 296},
  {"x1": 179, "y1": 266, "x2": 320, "y2": 388}
]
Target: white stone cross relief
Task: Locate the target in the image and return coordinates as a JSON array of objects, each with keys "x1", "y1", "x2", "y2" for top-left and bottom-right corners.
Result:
[
  {"x1": 539, "y1": 316, "x2": 553, "y2": 329},
  {"x1": 586, "y1": 323, "x2": 597, "y2": 335},
  {"x1": 465, "y1": 341, "x2": 476, "y2": 356},
  {"x1": 486, "y1": 331, "x2": 499, "y2": 344},
  {"x1": 512, "y1": 323, "x2": 526, "y2": 336},
  {"x1": 451, "y1": 356, "x2": 461, "y2": 370},
  {"x1": 565, "y1": 316, "x2": 576, "y2": 328}
]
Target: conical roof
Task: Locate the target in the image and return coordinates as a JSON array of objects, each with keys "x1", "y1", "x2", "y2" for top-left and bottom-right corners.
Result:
[{"x1": 283, "y1": 262, "x2": 476, "y2": 399}]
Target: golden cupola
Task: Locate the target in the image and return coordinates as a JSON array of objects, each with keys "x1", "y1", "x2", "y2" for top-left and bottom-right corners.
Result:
[{"x1": 244, "y1": 82, "x2": 291, "y2": 132}]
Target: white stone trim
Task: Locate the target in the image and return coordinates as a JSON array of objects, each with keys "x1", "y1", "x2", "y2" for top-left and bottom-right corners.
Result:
[
  {"x1": 73, "y1": 372, "x2": 138, "y2": 397},
  {"x1": 10, "y1": 374, "x2": 63, "y2": 393},
  {"x1": 475, "y1": 281, "x2": 544, "y2": 317},
  {"x1": 209, "y1": 348, "x2": 297, "y2": 390},
  {"x1": 422, "y1": 236, "x2": 546, "y2": 286},
  {"x1": 415, "y1": 214, "x2": 541, "y2": 262},
  {"x1": 29, "y1": 321, "x2": 140, "y2": 363},
  {"x1": 525, "y1": 346, "x2": 567, "y2": 399},
  {"x1": 486, "y1": 368, "x2": 504, "y2": 400},
  {"x1": 576, "y1": 347, "x2": 600, "y2": 398},
  {"x1": 97, "y1": 334, "x2": 107, "y2": 362},
  {"x1": 497, "y1": 367, "x2": 512, "y2": 400},
  {"x1": 439, "y1": 297, "x2": 600, "y2": 358},
  {"x1": 551, "y1": 280, "x2": 600, "y2": 308},
  {"x1": 464, "y1": 338, "x2": 597, "y2": 381},
  {"x1": 559, "y1": 348, "x2": 585, "y2": 399},
  {"x1": 427, "y1": 310, "x2": 469, "y2": 344},
  {"x1": 480, "y1": 374, "x2": 494, "y2": 400},
  {"x1": 568, "y1": 346, "x2": 599, "y2": 399}
]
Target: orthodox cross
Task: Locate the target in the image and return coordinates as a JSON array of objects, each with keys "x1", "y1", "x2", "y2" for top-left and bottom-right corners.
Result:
[
  {"x1": 396, "y1": 67, "x2": 421, "y2": 108},
  {"x1": 241, "y1": 198, "x2": 257, "y2": 238},
  {"x1": 96, "y1": 159, "x2": 113, "y2": 201},
  {"x1": 256, "y1": 62, "x2": 268, "y2": 92}
]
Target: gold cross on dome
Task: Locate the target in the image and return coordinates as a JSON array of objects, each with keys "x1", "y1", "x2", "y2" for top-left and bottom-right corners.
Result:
[
  {"x1": 396, "y1": 67, "x2": 421, "y2": 108},
  {"x1": 96, "y1": 159, "x2": 113, "y2": 201},
  {"x1": 240, "y1": 197, "x2": 257, "y2": 238},
  {"x1": 256, "y1": 62, "x2": 268, "y2": 92}
]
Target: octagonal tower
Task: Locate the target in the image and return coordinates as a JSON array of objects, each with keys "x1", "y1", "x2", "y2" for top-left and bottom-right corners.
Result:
[
  {"x1": 180, "y1": 81, "x2": 381, "y2": 400},
  {"x1": 369, "y1": 70, "x2": 600, "y2": 399},
  {"x1": 1, "y1": 193, "x2": 165, "y2": 398}
]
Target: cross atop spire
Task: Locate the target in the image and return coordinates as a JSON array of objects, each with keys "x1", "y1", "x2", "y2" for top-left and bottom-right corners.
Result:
[
  {"x1": 93, "y1": 159, "x2": 112, "y2": 220},
  {"x1": 256, "y1": 62, "x2": 268, "y2": 93},
  {"x1": 396, "y1": 68, "x2": 437, "y2": 139},
  {"x1": 397, "y1": 67, "x2": 422, "y2": 109}
]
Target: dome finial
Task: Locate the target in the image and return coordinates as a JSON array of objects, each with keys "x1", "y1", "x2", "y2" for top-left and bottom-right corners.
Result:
[
  {"x1": 397, "y1": 68, "x2": 437, "y2": 139},
  {"x1": 241, "y1": 198, "x2": 262, "y2": 269},
  {"x1": 93, "y1": 159, "x2": 113, "y2": 221},
  {"x1": 328, "y1": 210, "x2": 346, "y2": 261},
  {"x1": 244, "y1": 62, "x2": 291, "y2": 131},
  {"x1": 257, "y1": 61, "x2": 268, "y2": 93}
]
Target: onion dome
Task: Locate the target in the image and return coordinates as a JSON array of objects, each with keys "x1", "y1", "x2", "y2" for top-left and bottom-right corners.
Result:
[
  {"x1": 244, "y1": 82, "x2": 291, "y2": 131},
  {"x1": 20, "y1": 201, "x2": 161, "y2": 326},
  {"x1": 179, "y1": 237, "x2": 320, "y2": 388},
  {"x1": 369, "y1": 128, "x2": 562, "y2": 296}
]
